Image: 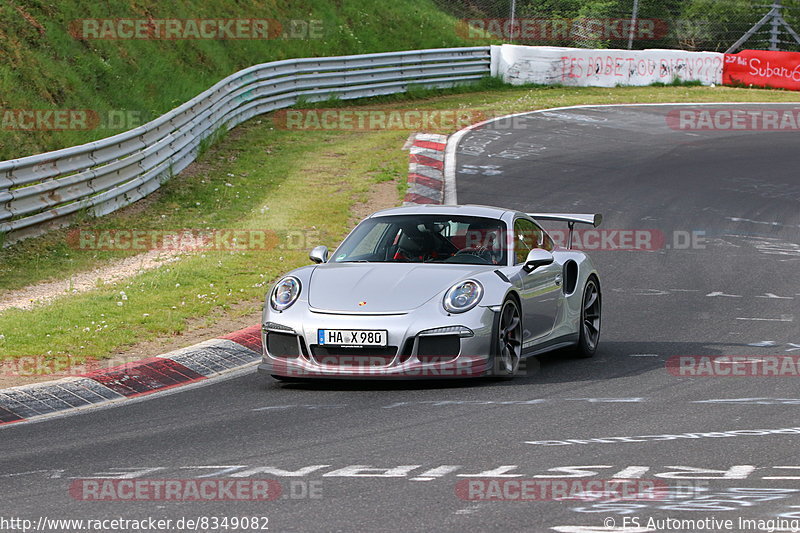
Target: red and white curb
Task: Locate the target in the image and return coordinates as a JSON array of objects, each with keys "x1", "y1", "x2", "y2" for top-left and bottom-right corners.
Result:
[
  {"x1": 404, "y1": 133, "x2": 447, "y2": 205},
  {"x1": 0, "y1": 324, "x2": 262, "y2": 426}
]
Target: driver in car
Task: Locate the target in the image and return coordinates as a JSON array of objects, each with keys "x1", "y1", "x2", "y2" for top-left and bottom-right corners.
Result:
[{"x1": 461, "y1": 223, "x2": 502, "y2": 264}]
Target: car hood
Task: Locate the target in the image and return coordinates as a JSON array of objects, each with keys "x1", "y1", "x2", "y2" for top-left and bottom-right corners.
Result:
[{"x1": 308, "y1": 263, "x2": 491, "y2": 313}]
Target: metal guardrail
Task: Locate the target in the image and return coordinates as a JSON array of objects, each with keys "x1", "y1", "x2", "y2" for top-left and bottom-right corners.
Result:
[{"x1": 0, "y1": 47, "x2": 491, "y2": 245}]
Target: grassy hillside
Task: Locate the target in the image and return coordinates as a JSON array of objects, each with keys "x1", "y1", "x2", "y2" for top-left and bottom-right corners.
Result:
[{"x1": 0, "y1": 0, "x2": 478, "y2": 160}]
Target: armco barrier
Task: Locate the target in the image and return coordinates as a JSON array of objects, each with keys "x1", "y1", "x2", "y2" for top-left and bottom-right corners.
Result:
[
  {"x1": 724, "y1": 49, "x2": 800, "y2": 91},
  {"x1": 491, "y1": 44, "x2": 723, "y2": 87},
  {"x1": 0, "y1": 48, "x2": 491, "y2": 245}
]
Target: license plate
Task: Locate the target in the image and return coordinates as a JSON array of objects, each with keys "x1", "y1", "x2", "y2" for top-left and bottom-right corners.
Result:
[{"x1": 318, "y1": 329, "x2": 387, "y2": 347}]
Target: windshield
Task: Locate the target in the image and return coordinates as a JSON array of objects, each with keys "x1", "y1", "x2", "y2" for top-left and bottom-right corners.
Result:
[{"x1": 332, "y1": 214, "x2": 507, "y2": 265}]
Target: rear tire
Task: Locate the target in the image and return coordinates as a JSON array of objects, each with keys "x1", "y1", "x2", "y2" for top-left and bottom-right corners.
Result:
[{"x1": 573, "y1": 276, "x2": 601, "y2": 358}]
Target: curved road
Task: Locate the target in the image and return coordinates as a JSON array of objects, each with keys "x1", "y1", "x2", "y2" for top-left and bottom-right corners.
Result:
[{"x1": 2, "y1": 104, "x2": 800, "y2": 532}]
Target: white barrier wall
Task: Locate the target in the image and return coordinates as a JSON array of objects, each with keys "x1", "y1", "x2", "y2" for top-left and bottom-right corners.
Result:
[{"x1": 491, "y1": 44, "x2": 724, "y2": 87}]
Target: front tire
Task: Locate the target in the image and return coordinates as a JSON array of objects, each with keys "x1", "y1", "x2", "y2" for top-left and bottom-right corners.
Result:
[
  {"x1": 493, "y1": 298, "x2": 523, "y2": 378},
  {"x1": 573, "y1": 276, "x2": 601, "y2": 358}
]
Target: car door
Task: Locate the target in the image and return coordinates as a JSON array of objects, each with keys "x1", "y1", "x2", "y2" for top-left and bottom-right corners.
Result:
[{"x1": 513, "y1": 218, "x2": 561, "y2": 344}]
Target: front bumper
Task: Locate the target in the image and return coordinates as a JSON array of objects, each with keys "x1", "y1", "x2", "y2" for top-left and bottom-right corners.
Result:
[{"x1": 258, "y1": 304, "x2": 497, "y2": 379}]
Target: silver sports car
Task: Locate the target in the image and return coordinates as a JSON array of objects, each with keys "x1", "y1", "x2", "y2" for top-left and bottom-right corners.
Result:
[{"x1": 258, "y1": 204, "x2": 602, "y2": 380}]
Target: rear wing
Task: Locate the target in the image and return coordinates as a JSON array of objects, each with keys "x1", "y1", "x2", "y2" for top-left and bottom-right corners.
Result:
[{"x1": 527, "y1": 213, "x2": 603, "y2": 249}]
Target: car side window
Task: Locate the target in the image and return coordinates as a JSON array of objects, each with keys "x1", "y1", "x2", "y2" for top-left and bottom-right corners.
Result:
[
  {"x1": 537, "y1": 222, "x2": 554, "y2": 251},
  {"x1": 514, "y1": 219, "x2": 538, "y2": 264},
  {"x1": 514, "y1": 218, "x2": 553, "y2": 264}
]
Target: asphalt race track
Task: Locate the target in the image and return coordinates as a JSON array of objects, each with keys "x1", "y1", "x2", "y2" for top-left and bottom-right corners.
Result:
[{"x1": 2, "y1": 104, "x2": 800, "y2": 532}]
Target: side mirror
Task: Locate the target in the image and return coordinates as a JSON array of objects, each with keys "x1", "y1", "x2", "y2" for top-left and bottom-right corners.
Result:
[
  {"x1": 523, "y1": 249, "x2": 554, "y2": 272},
  {"x1": 309, "y1": 245, "x2": 328, "y2": 264}
]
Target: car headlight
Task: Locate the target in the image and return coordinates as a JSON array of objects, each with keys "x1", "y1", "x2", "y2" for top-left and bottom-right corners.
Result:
[
  {"x1": 443, "y1": 279, "x2": 483, "y2": 314},
  {"x1": 270, "y1": 276, "x2": 301, "y2": 311}
]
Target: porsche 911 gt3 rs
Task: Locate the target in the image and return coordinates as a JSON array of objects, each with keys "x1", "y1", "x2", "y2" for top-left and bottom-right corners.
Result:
[{"x1": 258, "y1": 204, "x2": 602, "y2": 380}]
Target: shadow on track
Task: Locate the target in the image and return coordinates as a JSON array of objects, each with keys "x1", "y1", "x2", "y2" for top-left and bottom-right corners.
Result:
[{"x1": 260, "y1": 339, "x2": 754, "y2": 391}]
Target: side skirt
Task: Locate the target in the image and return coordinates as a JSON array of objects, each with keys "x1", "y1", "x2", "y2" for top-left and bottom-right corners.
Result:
[{"x1": 521, "y1": 333, "x2": 578, "y2": 358}]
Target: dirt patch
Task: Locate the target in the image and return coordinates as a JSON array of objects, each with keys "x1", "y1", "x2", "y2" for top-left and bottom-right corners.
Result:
[
  {"x1": 349, "y1": 178, "x2": 402, "y2": 226},
  {"x1": 0, "y1": 250, "x2": 184, "y2": 312},
  {"x1": 0, "y1": 125, "x2": 253, "y2": 313}
]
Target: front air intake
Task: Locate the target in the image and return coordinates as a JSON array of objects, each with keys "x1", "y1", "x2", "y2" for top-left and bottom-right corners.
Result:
[
  {"x1": 266, "y1": 332, "x2": 301, "y2": 358},
  {"x1": 417, "y1": 335, "x2": 460, "y2": 363}
]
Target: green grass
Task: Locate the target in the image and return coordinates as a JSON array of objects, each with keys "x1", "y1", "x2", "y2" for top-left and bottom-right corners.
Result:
[
  {"x1": 0, "y1": 0, "x2": 483, "y2": 161},
  {"x1": 1, "y1": 82, "x2": 800, "y2": 363},
  {"x1": 649, "y1": 79, "x2": 706, "y2": 87}
]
